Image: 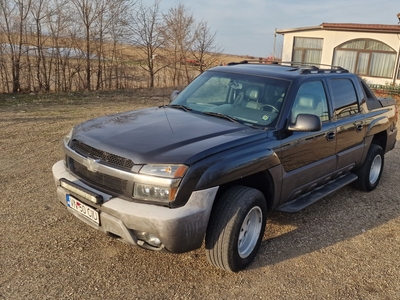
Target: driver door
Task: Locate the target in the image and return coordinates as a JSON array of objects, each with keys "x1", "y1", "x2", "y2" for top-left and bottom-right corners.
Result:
[{"x1": 279, "y1": 80, "x2": 336, "y2": 202}]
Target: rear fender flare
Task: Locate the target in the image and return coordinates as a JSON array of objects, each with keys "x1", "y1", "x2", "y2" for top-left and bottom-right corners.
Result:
[{"x1": 366, "y1": 115, "x2": 389, "y2": 136}]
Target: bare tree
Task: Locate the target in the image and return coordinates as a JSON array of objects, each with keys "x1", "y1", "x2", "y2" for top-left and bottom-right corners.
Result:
[
  {"x1": 107, "y1": 3, "x2": 130, "y2": 89},
  {"x1": 94, "y1": 1, "x2": 133, "y2": 90},
  {"x1": 128, "y1": 0, "x2": 166, "y2": 88},
  {"x1": 70, "y1": 0, "x2": 107, "y2": 90},
  {"x1": 0, "y1": 0, "x2": 32, "y2": 93},
  {"x1": 161, "y1": 3, "x2": 195, "y2": 85},
  {"x1": 0, "y1": 0, "x2": 223, "y2": 93},
  {"x1": 29, "y1": 0, "x2": 58, "y2": 92},
  {"x1": 46, "y1": 0, "x2": 73, "y2": 92},
  {"x1": 190, "y1": 21, "x2": 223, "y2": 74},
  {"x1": 0, "y1": 44, "x2": 11, "y2": 93}
]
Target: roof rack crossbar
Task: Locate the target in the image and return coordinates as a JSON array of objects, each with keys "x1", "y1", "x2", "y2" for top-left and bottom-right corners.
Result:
[{"x1": 226, "y1": 60, "x2": 349, "y2": 74}]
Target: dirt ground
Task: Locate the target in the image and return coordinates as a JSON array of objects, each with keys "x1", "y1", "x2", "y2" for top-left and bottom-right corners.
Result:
[{"x1": 1, "y1": 91, "x2": 399, "y2": 300}]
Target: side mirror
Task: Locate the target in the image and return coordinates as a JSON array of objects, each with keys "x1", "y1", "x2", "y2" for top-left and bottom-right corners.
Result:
[
  {"x1": 170, "y1": 90, "x2": 180, "y2": 101},
  {"x1": 288, "y1": 114, "x2": 322, "y2": 132}
]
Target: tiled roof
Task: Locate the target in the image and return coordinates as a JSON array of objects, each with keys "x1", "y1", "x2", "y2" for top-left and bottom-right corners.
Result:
[
  {"x1": 321, "y1": 23, "x2": 400, "y2": 33},
  {"x1": 276, "y1": 23, "x2": 400, "y2": 34}
]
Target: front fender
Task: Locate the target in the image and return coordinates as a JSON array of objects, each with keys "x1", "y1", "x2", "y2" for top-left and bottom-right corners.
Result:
[
  {"x1": 170, "y1": 139, "x2": 282, "y2": 208},
  {"x1": 194, "y1": 146, "x2": 281, "y2": 190}
]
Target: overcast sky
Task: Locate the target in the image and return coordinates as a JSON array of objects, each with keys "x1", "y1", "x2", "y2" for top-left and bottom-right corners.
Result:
[{"x1": 160, "y1": 0, "x2": 400, "y2": 57}]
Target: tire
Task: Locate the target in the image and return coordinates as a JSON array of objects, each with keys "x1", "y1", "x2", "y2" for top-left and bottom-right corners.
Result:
[
  {"x1": 205, "y1": 186, "x2": 267, "y2": 272},
  {"x1": 354, "y1": 144, "x2": 384, "y2": 191}
]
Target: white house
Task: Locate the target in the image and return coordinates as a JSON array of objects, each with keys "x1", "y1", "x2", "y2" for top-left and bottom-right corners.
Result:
[{"x1": 276, "y1": 23, "x2": 400, "y2": 85}]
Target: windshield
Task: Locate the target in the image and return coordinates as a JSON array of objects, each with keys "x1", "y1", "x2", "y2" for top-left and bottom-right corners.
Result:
[{"x1": 170, "y1": 70, "x2": 290, "y2": 128}]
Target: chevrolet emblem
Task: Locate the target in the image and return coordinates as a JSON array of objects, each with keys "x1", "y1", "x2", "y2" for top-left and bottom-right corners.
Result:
[{"x1": 83, "y1": 158, "x2": 100, "y2": 172}]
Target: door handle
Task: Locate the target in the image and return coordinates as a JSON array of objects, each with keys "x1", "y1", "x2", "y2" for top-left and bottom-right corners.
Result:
[
  {"x1": 356, "y1": 124, "x2": 363, "y2": 132},
  {"x1": 326, "y1": 131, "x2": 336, "y2": 141}
]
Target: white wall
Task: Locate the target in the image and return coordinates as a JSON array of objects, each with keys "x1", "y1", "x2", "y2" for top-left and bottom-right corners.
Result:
[{"x1": 280, "y1": 29, "x2": 400, "y2": 85}]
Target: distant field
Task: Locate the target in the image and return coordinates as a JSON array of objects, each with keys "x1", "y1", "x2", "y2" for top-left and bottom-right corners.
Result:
[{"x1": 0, "y1": 87, "x2": 174, "y2": 111}]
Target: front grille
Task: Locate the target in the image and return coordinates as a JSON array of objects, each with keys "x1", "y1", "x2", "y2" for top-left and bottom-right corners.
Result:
[
  {"x1": 71, "y1": 140, "x2": 134, "y2": 171},
  {"x1": 73, "y1": 160, "x2": 128, "y2": 194}
]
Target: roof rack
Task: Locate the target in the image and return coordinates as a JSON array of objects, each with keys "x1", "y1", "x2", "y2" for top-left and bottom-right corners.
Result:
[
  {"x1": 226, "y1": 60, "x2": 349, "y2": 74},
  {"x1": 287, "y1": 62, "x2": 349, "y2": 74}
]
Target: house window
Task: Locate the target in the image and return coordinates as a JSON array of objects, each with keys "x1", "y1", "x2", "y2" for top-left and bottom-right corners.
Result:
[
  {"x1": 333, "y1": 39, "x2": 396, "y2": 78},
  {"x1": 292, "y1": 37, "x2": 323, "y2": 65}
]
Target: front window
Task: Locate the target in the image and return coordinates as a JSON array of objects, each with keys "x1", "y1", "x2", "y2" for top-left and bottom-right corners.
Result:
[
  {"x1": 291, "y1": 81, "x2": 330, "y2": 123},
  {"x1": 170, "y1": 71, "x2": 290, "y2": 128}
]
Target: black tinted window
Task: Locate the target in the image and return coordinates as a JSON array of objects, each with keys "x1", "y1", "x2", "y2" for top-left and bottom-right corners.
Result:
[
  {"x1": 360, "y1": 79, "x2": 374, "y2": 99},
  {"x1": 330, "y1": 79, "x2": 359, "y2": 118},
  {"x1": 291, "y1": 81, "x2": 330, "y2": 123}
]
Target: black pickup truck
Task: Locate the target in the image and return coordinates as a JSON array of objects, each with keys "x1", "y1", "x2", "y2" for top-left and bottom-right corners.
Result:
[{"x1": 52, "y1": 62, "x2": 398, "y2": 272}]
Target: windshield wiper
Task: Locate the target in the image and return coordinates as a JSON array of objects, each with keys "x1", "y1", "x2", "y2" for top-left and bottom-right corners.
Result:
[
  {"x1": 202, "y1": 111, "x2": 240, "y2": 123},
  {"x1": 168, "y1": 104, "x2": 192, "y2": 112}
]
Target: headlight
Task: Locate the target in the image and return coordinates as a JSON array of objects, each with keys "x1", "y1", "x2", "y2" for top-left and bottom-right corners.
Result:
[
  {"x1": 133, "y1": 164, "x2": 188, "y2": 203},
  {"x1": 139, "y1": 164, "x2": 187, "y2": 178},
  {"x1": 134, "y1": 184, "x2": 177, "y2": 202}
]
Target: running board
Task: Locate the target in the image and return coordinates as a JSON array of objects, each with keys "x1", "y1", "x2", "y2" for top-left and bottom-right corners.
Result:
[{"x1": 276, "y1": 173, "x2": 358, "y2": 213}]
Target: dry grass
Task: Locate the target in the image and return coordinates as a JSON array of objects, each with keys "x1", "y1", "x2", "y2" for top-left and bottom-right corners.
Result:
[
  {"x1": 0, "y1": 87, "x2": 174, "y2": 111},
  {"x1": 1, "y1": 95, "x2": 399, "y2": 299}
]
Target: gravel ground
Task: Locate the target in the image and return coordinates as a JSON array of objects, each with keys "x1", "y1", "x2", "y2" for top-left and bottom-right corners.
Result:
[{"x1": 1, "y1": 94, "x2": 399, "y2": 300}]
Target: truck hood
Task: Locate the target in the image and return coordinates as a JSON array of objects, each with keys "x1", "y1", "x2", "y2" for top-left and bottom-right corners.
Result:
[{"x1": 72, "y1": 106, "x2": 266, "y2": 165}]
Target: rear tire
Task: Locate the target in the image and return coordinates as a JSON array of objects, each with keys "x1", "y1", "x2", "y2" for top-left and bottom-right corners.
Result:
[
  {"x1": 205, "y1": 186, "x2": 267, "y2": 272},
  {"x1": 354, "y1": 144, "x2": 384, "y2": 191}
]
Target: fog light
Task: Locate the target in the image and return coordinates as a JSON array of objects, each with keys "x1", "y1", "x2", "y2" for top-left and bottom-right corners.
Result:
[{"x1": 134, "y1": 231, "x2": 162, "y2": 247}]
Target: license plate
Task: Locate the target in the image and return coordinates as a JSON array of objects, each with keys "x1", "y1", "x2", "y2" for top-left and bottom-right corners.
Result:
[{"x1": 66, "y1": 194, "x2": 100, "y2": 225}]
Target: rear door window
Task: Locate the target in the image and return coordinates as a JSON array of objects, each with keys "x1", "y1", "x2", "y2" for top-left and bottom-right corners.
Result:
[{"x1": 330, "y1": 79, "x2": 360, "y2": 119}]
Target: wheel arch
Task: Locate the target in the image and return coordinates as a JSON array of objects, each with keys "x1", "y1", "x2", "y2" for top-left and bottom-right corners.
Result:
[
  {"x1": 358, "y1": 130, "x2": 388, "y2": 169},
  {"x1": 371, "y1": 130, "x2": 388, "y2": 152},
  {"x1": 212, "y1": 169, "x2": 278, "y2": 212}
]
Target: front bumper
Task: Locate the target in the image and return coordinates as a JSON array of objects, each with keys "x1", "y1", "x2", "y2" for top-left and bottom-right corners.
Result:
[{"x1": 52, "y1": 160, "x2": 218, "y2": 253}]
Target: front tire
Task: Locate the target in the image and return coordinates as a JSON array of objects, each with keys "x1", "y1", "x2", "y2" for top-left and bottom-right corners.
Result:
[
  {"x1": 354, "y1": 144, "x2": 384, "y2": 191},
  {"x1": 205, "y1": 186, "x2": 267, "y2": 272}
]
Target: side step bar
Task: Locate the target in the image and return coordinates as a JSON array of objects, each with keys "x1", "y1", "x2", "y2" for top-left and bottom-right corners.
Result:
[{"x1": 276, "y1": 173, "x2": 358, "y2": 213}]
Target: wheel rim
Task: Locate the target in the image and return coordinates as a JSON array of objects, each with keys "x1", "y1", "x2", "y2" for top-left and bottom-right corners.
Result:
[
  {"x1": 238, "y1": 206, "x2": 263, "y2": 259},
  {"x1": 369, "y1": 154, "x2": 382, "y2": 184}
]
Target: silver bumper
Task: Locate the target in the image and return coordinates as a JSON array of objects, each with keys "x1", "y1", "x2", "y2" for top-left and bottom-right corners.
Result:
[{"x1": 52, "y1": 160, "x2": 218, "y2": 253}]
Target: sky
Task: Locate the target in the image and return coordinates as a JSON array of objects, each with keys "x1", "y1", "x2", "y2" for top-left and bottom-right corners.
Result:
[{"x1": 160, "y1": 0, "x2": 400, "y2": 58}]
